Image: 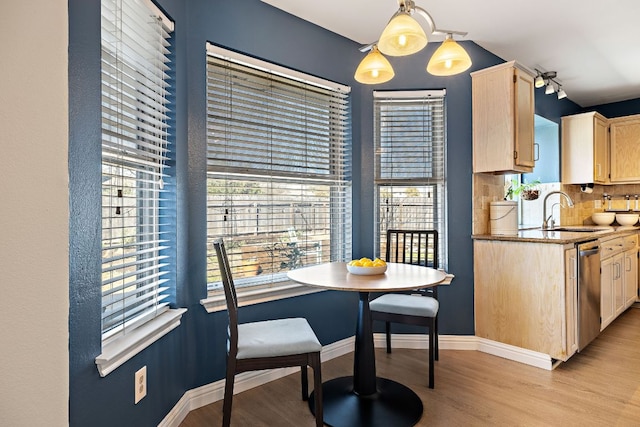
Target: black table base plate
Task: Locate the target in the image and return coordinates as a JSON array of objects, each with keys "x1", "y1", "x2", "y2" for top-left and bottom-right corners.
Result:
[{"x1": 309, "y1": 376, "x2": 423, "y2": 427}]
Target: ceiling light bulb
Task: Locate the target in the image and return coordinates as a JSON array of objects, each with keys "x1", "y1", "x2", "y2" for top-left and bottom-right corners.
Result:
[
  {"x1": 534, "y1": 74, "x2": 545, "y2": 88},
  {"x1": 426, "y1": 35, "x2": 472, "y2": 76},
  {"x1": 557, "y1": 88, "x2": 567, "y2": 99},
  {"x1": 545, "y1": 82, "x2": 555, "y2": 95},
  {"x1": 378, "y1": 12, "x2": 428, "y2": 56},
  {"x1": 354, "y1": 45, "x2": 395, "y2": 84}
]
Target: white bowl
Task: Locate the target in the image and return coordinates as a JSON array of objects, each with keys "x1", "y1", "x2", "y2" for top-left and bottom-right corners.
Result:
[
  {"x1": 592, "y1": 212, "x2": 615, "y2": 225},
  {"x1": 346, "y1": 264, "x2": 387, "y2": 275},
  {"x1": 616, "y1": 213, "x2": 639, "y2": 226}
]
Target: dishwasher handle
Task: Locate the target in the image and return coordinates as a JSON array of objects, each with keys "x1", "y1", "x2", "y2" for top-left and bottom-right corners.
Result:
[{"x1": 579, "y1": 247, "x2": 600, "y2": 257}]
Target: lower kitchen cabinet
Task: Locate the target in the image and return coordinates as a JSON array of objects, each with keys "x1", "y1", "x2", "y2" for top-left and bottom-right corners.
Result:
[
  {"x1": 474, "y1": 240, "x2": 577, "y2": 361},
  {"x1": 600, "y1": 233, "x2": 638, "y2": 331},
  {"x1": 623, "y1": 237, "x2": 638, "y2": 308},
  {"x1": 600, "y1": 253, "x2": 620, "y2": 330}
]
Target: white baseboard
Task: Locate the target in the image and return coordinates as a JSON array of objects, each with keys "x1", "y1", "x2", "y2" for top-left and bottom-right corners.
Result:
[
  {"x1": 158, "y1": 336, "x2": 355, "y2": 427},
  {"x1": 158, "y1": 334, "x2": 548, "y2": 427},
  {"x1": 475, "y1": 337, "x2": 553, "y2": 370}
]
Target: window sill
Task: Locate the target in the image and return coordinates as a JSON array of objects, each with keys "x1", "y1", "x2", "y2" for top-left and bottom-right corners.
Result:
[
  {"x1": 200, "y1": 281, "x2": 324, "y2": 313},
  {"x1": 95, "y1": 308, "x2": 187, "y2": 377}
]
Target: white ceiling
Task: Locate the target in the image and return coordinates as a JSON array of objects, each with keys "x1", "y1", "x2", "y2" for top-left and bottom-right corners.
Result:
[{"x1": 262, "y1": 0, "x2": 640, "y2": 108}]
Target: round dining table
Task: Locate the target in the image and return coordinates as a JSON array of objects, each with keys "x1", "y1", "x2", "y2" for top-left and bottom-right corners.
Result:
[{"x1": 287, "y1": 261, "x2": 446, "y2": 427}]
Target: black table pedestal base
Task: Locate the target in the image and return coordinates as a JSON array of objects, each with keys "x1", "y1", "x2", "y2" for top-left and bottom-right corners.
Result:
[{"x1": 309, "y1": 376, "x2": 423, "y2": 427}]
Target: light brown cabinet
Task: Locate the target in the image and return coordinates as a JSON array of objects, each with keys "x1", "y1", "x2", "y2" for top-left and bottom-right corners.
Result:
[
  {"x1": 623, "y1": 235, "x2": 638, "y2": 308},
  {"x1": 600, "y1": 233, "x2": 638, "y2": 331},
  {"x1": 610, "y1": 116, "x2": 640, "y2": 183},
  {"x1": 474, "y1": 239, "x2": 577, "y2": 361},
  {"x1": 561, "y1": 111, "x2": 609, "y2": 184},
  {"x1": 472, "y1": 60, "x2": 535, "y2": 174},
  {"x1": 600, "y1": 253, "x2": 616, "y2": 331}
]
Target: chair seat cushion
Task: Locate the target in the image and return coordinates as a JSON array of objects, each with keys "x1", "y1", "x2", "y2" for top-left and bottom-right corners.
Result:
[
  {"x1": 236, "y1": 318, "x2": 321, "y2": 359},
  {"x1": 370, "y1": 293, "x2": 439, "y2": 317}
]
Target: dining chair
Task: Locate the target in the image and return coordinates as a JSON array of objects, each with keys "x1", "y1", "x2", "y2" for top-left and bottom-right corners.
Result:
[
  {"x1": 213, "y1": 239, "x2": 324, "y2": 427},
  {"x1": 369, "y1": 229, "x2": 440, "y2": 389}
]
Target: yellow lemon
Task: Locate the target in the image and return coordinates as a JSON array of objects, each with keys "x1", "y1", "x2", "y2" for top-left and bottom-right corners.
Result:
[
  {"x1": 361, "y1": 260, "x2": 374, "y2": 267},
  {"x1": 359, "y1": 257, "x2": 372, "y2": 263},
  {"x1": 373, "y1": 259, "x2": 386, "y2": 267},
  {"x1": 350, "y1": 260, "x2": 363, "y2": 267}
]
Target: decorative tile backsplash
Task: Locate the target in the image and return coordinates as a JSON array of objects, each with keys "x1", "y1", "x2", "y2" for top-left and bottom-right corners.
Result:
[{"x1": 472, "y1": 174, "x2": 640, "y2": 234}]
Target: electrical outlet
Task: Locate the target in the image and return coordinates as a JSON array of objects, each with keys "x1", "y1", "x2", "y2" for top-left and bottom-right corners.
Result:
[
  {"x1": 135, "y1": 366, "x2": 147, "y2": 404},
  {"x1": 595, "y1": 200, "x2": 602, "y2": 209}
]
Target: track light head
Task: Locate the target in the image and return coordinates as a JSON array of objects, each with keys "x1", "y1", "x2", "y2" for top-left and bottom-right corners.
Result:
[
  {"x1": 545, "y1": 82, "x2": 555, "y2": 95},
  {"x1": 557, "y1": 87, "x2": 567, "y2": 99}
]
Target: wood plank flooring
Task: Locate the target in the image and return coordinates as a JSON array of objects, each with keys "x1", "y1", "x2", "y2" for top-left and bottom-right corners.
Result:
[{"x1": 180, "y1": 307, "x2": 640, "y2": 426}]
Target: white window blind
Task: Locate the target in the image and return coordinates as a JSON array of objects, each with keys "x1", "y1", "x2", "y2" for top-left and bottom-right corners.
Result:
[
  {"x1": 206, "y1": 44, "x2": 352, "y2": 291},
  {"x1": 101, "y1": 0, "x2": 174, "y2": 342},
  {"x1": 373, "y1": 90, "x2": 447, "y2": 269}
]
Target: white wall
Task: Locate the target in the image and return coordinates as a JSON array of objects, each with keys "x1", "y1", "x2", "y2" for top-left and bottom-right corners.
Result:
[{"x1": 0, "y1": 1, "x2": 69, "y2": 425}]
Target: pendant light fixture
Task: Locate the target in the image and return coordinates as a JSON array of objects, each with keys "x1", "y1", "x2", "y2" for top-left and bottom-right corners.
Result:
[
  {"x1": 426, "y1": 33, "x2": 472, "y2": 76},
  {"x1": 354, "y1": 45, "x2": 395, "y2": 84},
  {"x1": 355, "y1": 0, "x2": 471, "y2": 84}
]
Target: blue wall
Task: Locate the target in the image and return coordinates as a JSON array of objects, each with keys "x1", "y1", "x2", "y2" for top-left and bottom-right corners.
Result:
[
  {"x1": 68, "y1": 0, "x2": 640, "y2": 425},
  {"x1": 591, "y1": 98, "x2": 640, "y2": 118}
]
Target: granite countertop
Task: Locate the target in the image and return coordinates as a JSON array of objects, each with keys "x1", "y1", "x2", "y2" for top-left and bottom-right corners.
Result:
[{"x1": 472, "y1": 225, "x2": 640, "y2": 244}]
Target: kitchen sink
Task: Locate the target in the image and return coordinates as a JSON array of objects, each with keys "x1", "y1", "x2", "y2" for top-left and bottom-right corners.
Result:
[{"x1": 549, "y1": 226, "x2": 613, "y2": 232}]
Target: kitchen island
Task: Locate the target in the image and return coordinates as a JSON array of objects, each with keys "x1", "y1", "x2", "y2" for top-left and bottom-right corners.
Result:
[{"x1": 472, "y1": 226, "x2": 638, "y2": 369}]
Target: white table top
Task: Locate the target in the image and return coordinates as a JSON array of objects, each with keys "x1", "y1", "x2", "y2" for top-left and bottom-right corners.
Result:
[{"x1": 287, "y1": 261, "x2": 447, "y2": 292}]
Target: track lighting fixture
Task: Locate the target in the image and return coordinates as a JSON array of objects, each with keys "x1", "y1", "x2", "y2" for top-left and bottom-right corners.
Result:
[
  {"x1": 534, "y1": 69, "x2": 567, "y2": 100},
  {"x1": 355, "y1": 0, "x2": 471, "y2": 84}
]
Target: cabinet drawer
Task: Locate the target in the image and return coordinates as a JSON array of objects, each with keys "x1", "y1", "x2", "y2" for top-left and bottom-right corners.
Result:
[
  {"x1": 600, "y1": 237, "x2": 625, "y2": 259},
  {"x1": 622, "y1": 234, "x2": 638, "y2": 251}
]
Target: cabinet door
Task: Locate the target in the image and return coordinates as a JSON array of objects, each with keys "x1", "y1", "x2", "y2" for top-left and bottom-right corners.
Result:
[
  {"x1": 624, "y1": 248, "x2": 638, "y2": 308},
  {"x1": 593, "y1": 115, "x2": 609, "y2": 183},
  {"x1": 601, "y1": 256, "x2": 615, "y2": 330},
  {"x1": 564, "y1": 248, "x2": 578, "y2": 357},
  {"x1": 614, "y1": 253, "x2": 625, "y2": 316},
  {"x1": 514, "y1": 69, "x2": 535, "y2": 168},
  {"x1": 560, "y1": 112, "x2": 608, "y2": 184},
  {"x1": 610, "y1": 118, "x2": 640, "y2": 183},
  {"x1": 471, "y1": 61, "x2": 534, "y2": 174}
]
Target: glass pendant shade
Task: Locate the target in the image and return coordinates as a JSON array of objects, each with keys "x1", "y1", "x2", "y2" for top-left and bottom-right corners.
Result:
[
  {"x1": 534, "y1": 75, "x2": 545, "y2": 88},
  {"x1": 354, "y1": 46, "x2": 395, "y2": 84},
  {"x1": 557, "y1": 88, "x2": 567, "y2": 99},
  {"x1": 378, "y1": 12, "x2": 428, "y2": 56},
  {"x1": 426, "y1": 36, "x2": 472, "y2": 76},
  {"x1": 545, "y1": 83, "x2": 555, "y2": 95}
]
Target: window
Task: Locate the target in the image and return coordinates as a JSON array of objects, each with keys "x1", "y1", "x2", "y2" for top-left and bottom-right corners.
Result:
[
  {"x1": 373, "y1": 90, "x2": 447, "y2": 269},
  {"x1": 100, "y1": 0, "x2": 175, "y2": 343},
  {"x1": 205, "y1": 44, "x2": 351, "y2": 296}
]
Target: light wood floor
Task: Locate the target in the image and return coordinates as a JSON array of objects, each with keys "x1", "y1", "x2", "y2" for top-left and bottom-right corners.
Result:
[{"x1": 180, "y1": 306, "x2": 640, "y2": 426}]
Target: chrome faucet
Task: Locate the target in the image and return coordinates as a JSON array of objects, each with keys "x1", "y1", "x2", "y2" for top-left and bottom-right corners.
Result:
[{"x1": 542, "y1": 191, "x2": 575, "y2": 229}]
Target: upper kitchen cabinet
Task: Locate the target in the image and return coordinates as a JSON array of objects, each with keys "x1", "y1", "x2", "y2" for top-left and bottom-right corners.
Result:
[
  {"x1": 610, "y1": 115, "x2": 640, "y2": 183},
  {"x1": 561, "y1": 111, "x2": 609, "y2": 184},
  {"x1": 472, "y1": 61, "x2": 535, "y2": 174}
]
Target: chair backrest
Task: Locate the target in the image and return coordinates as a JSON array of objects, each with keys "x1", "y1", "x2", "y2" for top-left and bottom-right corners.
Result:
[
  {"x1": 213, "y1": 239, "x2": 239, "y2": 356},
  {"x1": 385, "y1": 229, "x2": 438, "y2": 269}
]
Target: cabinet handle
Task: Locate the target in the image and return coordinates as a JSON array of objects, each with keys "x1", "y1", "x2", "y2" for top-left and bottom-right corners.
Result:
[
  {"x1": 534, "y1": 143, "x2": 540, "y2": 161},
  {"x1": 570, "y1": 255, "x2": 577, "y2": 280}
]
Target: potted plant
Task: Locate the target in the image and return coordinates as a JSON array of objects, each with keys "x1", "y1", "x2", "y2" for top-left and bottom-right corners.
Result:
[{"x1": 505, "y1": 178, "x2": 541, "y2": 201}]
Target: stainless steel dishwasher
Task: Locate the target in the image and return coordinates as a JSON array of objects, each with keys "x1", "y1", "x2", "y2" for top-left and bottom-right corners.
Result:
[{"x1": 577, "y1": 240, "x2": 601, "y2": 351}]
